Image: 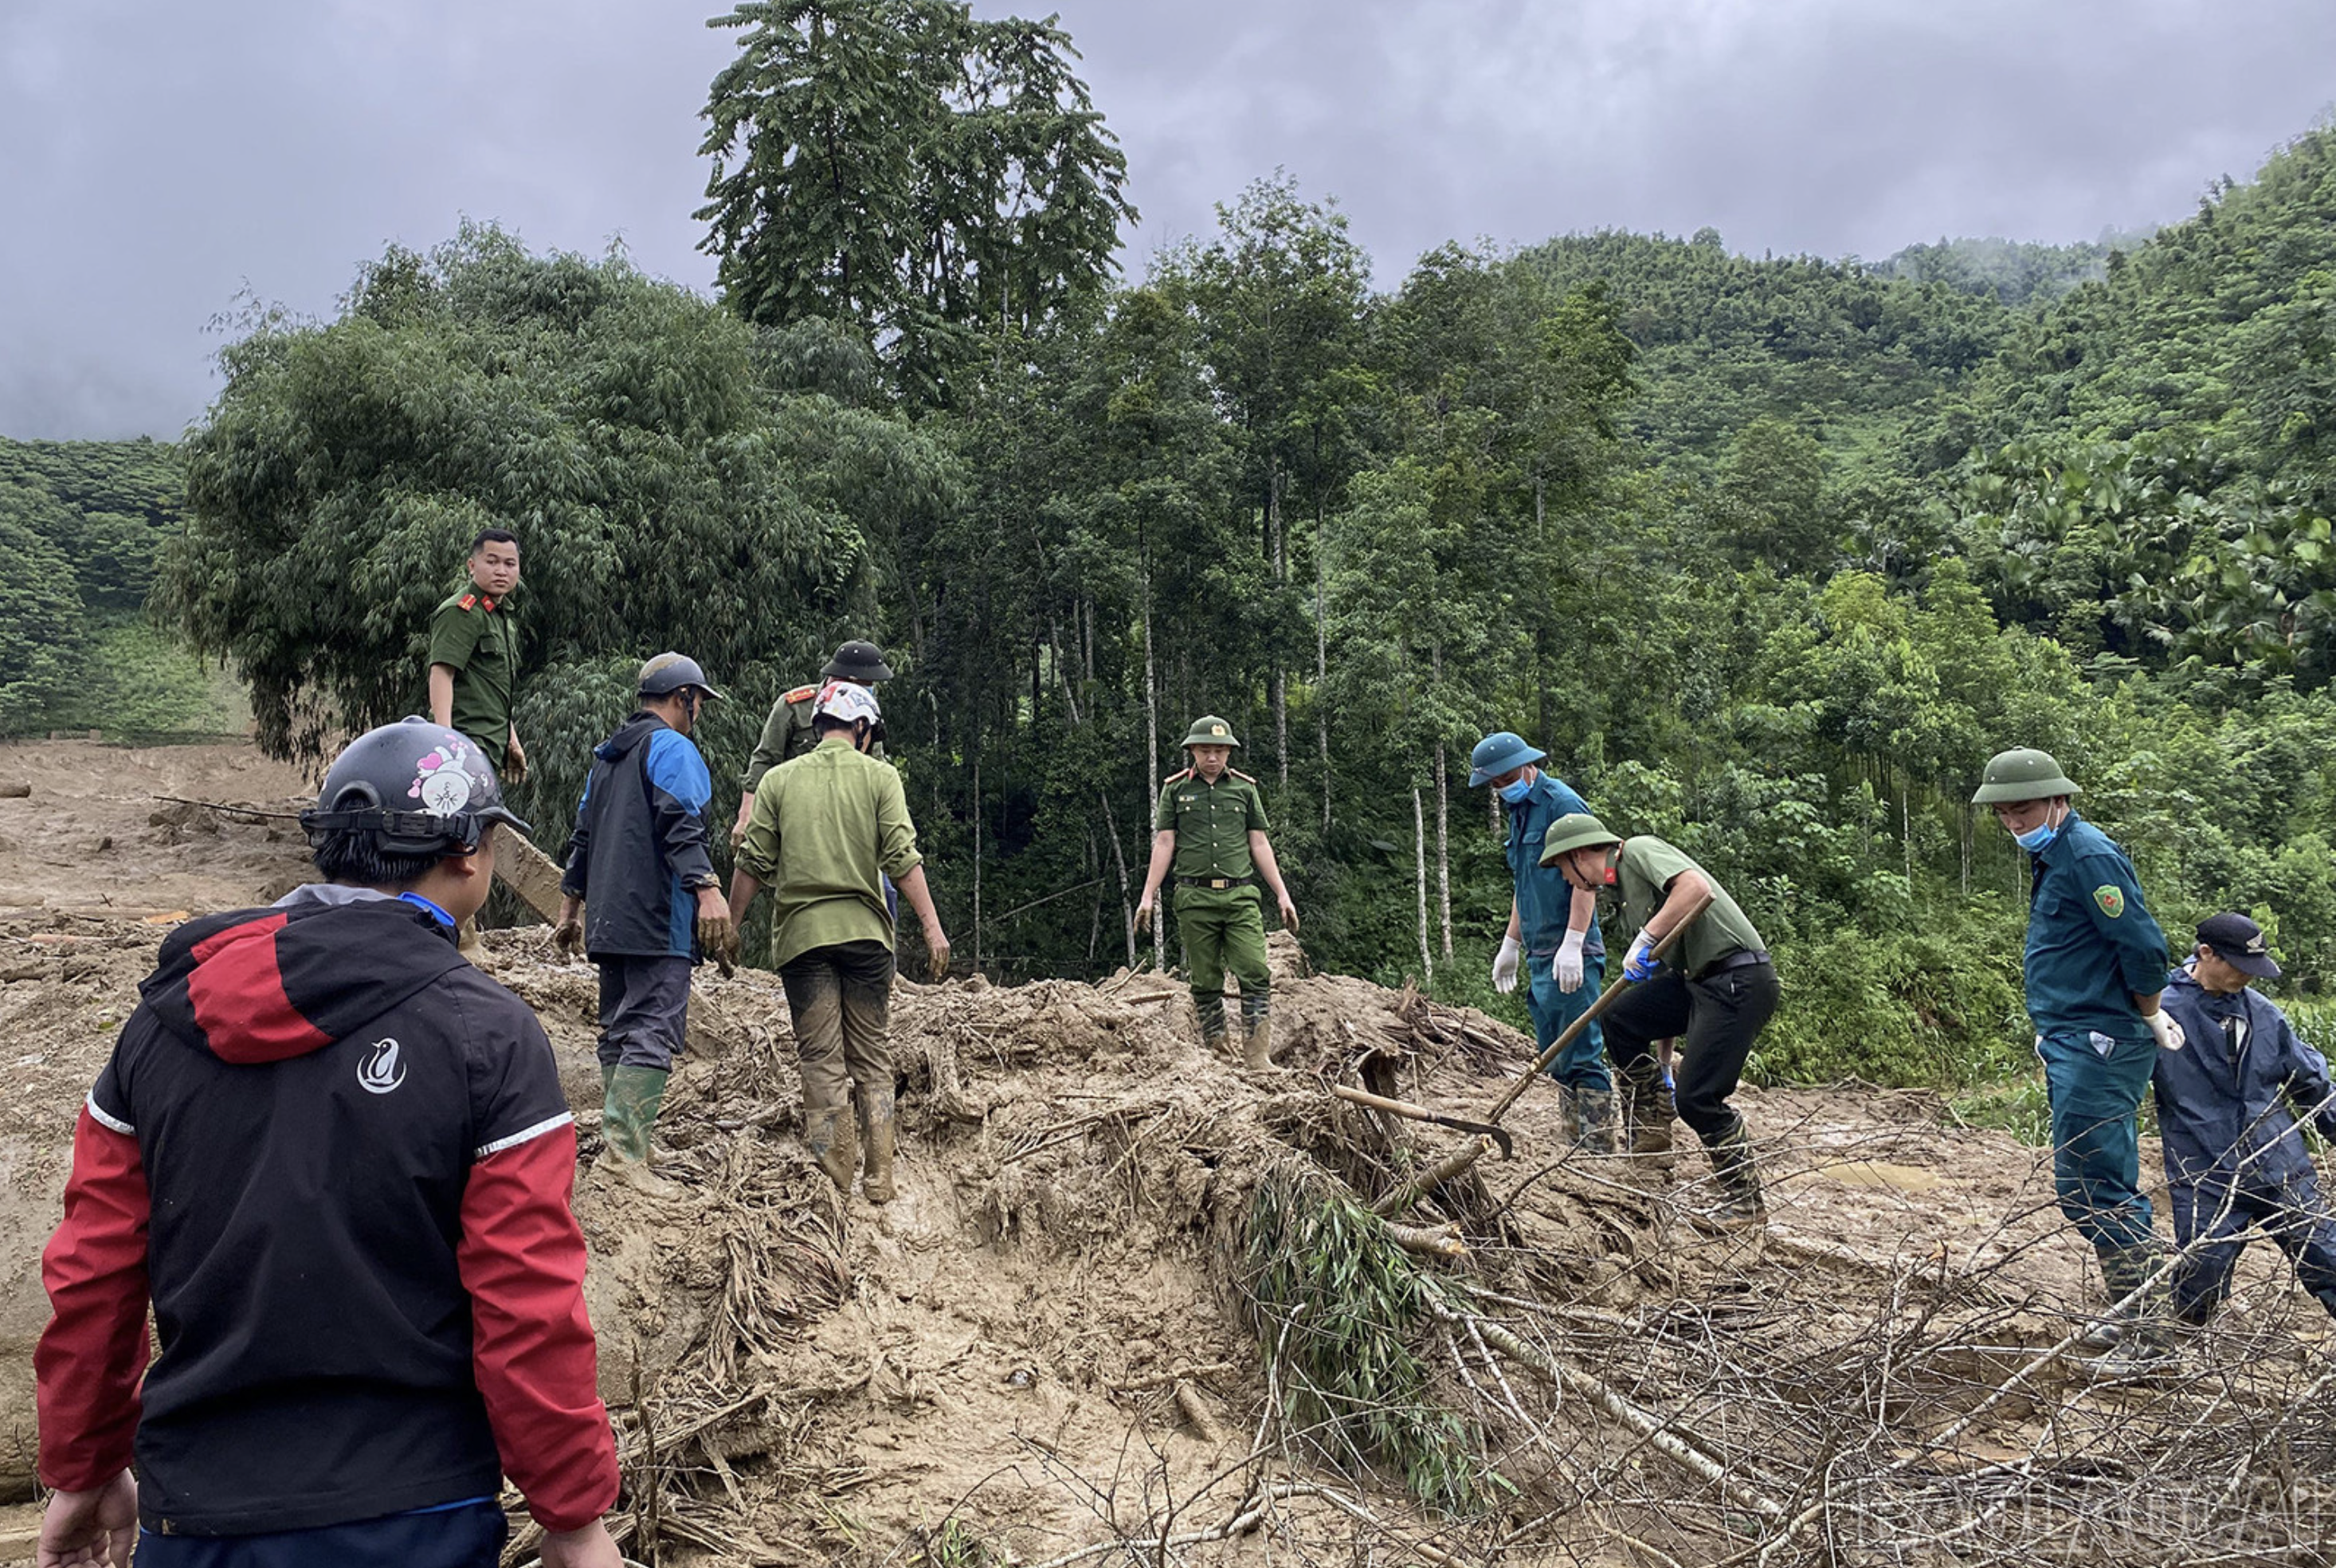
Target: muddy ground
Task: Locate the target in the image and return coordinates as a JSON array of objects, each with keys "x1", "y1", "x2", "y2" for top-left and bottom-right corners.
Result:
[{"x1": 2, "y1": 739, "x2": 2330, "y2": 1566}]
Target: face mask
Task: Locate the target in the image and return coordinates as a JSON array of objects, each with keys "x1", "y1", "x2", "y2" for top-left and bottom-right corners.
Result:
[
  {"x1": 2013, "y1": 810, "x2": 2061, "y2": 853},
  {"x1": 1498, "y1": 778, "x2": 1534, "y2": 804}
]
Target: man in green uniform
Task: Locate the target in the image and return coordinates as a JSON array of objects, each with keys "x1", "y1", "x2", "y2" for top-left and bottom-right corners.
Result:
[
  {"x1": 731, "y1": 640, "x2": 892, "y2": 848},
  {"x1": 1542, "y1": 813, "x2": 1778, "y2": 1226},
  {"x1": 729, "y1": 681, "x2": 950, "y2": 1203},
  {"x1": 1135, "y1": 716, "x2": 1300, "y2": 1071},
  {"x1": 427, "y1": 529, "x2": 527, "y2": 782}
]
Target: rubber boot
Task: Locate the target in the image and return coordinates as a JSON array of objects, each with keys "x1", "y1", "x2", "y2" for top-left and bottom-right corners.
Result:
[
  {"x1": 1555, "y1": 1088, "x2": 1583, "y2": 1147},
  {"x1": 1620, "y1": 1058, "x2": 1676, "y2": 1165},
  {"x1": 1242, "y1": 1016, "x2": 1277, "y2": 1072},
  {"x1": 858, "y1": 1085, "x2": 899, "y2": 1205},
  {"x1": 2083, "y1": 1244, "x2": 2184, "y2": 1381},
  {"x1": 1575, "y1": 1086, "x2": 1617, "y2": 1156},
  {"x1": 598, "y1": 1065, "x2": 682, "y2": 1199},
  {"x1": 1200, "y1": 1025, "x2": 1233, "y2": 1060},
  {"x1": 1701, "y1": 1115, "x2": 1766, "y2": 1229},
  {"x1": 805, "y1": 1096, "x2": 859, "y2": 1195}
]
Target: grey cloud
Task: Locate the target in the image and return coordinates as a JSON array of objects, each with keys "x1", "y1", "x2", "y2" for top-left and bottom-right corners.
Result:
[{"x1": 2, "y1": 0, "x2": 2329, "y2": 437}]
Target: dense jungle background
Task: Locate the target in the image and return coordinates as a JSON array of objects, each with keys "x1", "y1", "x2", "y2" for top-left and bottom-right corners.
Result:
[{"x1": 6, "y1": 2, "x2": 2334, "y2": 1103}]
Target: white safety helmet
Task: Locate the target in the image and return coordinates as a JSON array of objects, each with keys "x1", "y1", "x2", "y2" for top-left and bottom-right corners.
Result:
[{"x1": 813, "y1": 678, "x2": 883, "y2": 730}]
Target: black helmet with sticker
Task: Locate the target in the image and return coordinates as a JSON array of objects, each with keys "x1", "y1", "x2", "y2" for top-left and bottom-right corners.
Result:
[{"x1": 300, "y1": 717, "x2": 530, "y2": 857}]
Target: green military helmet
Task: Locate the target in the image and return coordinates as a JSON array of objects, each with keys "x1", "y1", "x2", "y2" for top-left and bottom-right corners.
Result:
[
  {"x1": 1181, "y1": 715, "x2": 1242, "y2": 750},
  {"x1": 1970, "y1": 747, "x2": 2081, "y2": 806},
  {"x1": 1538, "y1": 812, "x2": 1622, "y2": 865}
]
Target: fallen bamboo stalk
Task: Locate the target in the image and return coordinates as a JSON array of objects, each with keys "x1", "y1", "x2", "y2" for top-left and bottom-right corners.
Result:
[
  {"x1": 1371, "y1": 1137, "x2": 1492, "y2": 1218},
  {"x1": 1383, "y1": 1218, "x2": 1468, "y2": 1260}
]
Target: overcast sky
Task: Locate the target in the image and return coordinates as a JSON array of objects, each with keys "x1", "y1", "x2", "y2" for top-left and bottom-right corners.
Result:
[{"x1": 2, "y1": 0, "x2": 2330, "y2": 440}]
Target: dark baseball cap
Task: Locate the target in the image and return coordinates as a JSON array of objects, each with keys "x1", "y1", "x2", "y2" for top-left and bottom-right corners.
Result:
[{"x1": 2197, "y1": 912, "x2": 2280, "y2": 978}]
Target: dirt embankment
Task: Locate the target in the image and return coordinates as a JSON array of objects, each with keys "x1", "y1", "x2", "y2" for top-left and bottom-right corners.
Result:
[{"x1": 3, "y1": 738, "x2": 2333, "y2": 1566}]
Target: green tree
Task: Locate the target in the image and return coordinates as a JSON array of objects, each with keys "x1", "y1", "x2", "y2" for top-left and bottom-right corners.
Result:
[{"x1": 698, "y1": 0, "x2": 1135, "y2": 402}]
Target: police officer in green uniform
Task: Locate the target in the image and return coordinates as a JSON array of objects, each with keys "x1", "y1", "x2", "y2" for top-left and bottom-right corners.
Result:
[
  {"x1": 1974, "y1": 747, "x2": 2184, "y2": 1377},
  {"x1": 426, "y1": 528, "x2": 527, "y2": 782},
  {"x1": 732, "y1": 640, "x2": 892, "y2": 848},
  {"x1": 1135, "y1": 717, "x2": 1299, "y2": 1070}
]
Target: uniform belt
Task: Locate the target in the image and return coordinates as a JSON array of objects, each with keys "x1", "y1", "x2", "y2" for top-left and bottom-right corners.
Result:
[
  {"x1": 1696, "y1": 949, "x2": 1770, "y2": 980},
  {"x1": 1177, "y1": 876, "x2": 1252, "y2": 890}
]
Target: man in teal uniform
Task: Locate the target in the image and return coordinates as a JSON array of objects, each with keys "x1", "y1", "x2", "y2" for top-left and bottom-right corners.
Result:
[
  {"x1": 1469, "y1": 731, "x2": 1612, "y2": 1153},
  {"x1": 1135, "y1": 716, "x2": 1300, "y2": 1070},
  {"x1": 1973, "y1": 747, "x2": 2184, "y2": 1376},
  {"x1": 427, "y1": 528, "x2": 527, "y2": 782}
]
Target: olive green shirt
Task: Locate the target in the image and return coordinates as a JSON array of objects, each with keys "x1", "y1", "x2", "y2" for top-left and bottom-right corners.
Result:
[
  {"x1": 1153, "y1": 769, "x2": 1268, "y2": 881},
  {"x1": 743, "y1": 685, "x2": 884, "y2": 789},
  {"x1": 735, "y1": 737, "x2": 923, "y2": 967},
  {"x1": 1613, "y1": 835, "x2": 1767, "y2": 978},
  {"x1": 426, "y1": 589, "x2": 519, "y2": 755}
]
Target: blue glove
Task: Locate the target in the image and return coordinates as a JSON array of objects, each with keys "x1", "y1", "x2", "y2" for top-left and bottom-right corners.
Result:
[{"x1": 1623, "y1": 931, "x2": 1662, "y2": 983}]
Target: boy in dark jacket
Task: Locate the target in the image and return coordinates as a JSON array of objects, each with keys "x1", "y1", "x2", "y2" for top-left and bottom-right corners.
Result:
[
  {"x1": 35, "y1": 718, "x2": 620, "y2": 1568},
  {"x1": 554, "y1": 653, "x2": 740, "y2": 1195},
  {"x1": 2154, "y1": 911, "x2": 2336, "y2": 1325}
]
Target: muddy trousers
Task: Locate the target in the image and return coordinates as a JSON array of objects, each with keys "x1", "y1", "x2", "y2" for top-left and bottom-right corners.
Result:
[
  {"x1": 1600, "y1": 960, "x2": 1778, "y2": 1144},
  {"x1": 594, "y1": 954, "x2": 692, "y2": 1071},
  {"x1": 2036, "y1": 1031, "x2": 2158, "y2": 1252},
  {"x1": 1527, "y1": 949, "x2": 1609, "y2": 1092},
  {"x1": 1175, "y1": 883, "x2": 1270, "y2": 1042},
  {"x1": 782, "y1": 938, "x2": 897, "y2": 1149},
  {"x1": 2169, "y1": 1178, "x2": 2336, "y2": 1325}
]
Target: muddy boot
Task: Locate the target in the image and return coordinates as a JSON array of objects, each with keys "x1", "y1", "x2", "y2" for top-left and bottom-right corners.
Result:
[
  {"x1": 1555, "y1": 1087, "x2": 1583, "y2": 1147},
  {"x1": 1620, "y1": 1058, "x2": 1676, "y2": 1167},
  {"x1": 2083, "y1": 1245, "x2": 2185, "y2": 1381},
  {"x1": 1700, "y1": 1115, "x2": 1766, "y2": 1229},
  {"x1": 1575, "y1": 1085, "x2": 1617, "y2": 1156},
  {"x1": 1242, "y1": 1016, "x2": 1277, "y2": 1072},
  {"x1": 805, "y1": 1097, "x2": 860, "y2": 1194},
  {"x1": 1200, "y1": 1025, "x2": 1233, "y2": 1060},
  {"x1": 858, "y1": 1086, "x2": 899, "y2": 1205},
  {"x1": 597, "y1": 1065, "x2": 681, "y2": 1199}
]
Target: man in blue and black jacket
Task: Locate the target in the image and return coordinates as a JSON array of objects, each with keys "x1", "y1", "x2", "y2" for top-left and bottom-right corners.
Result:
[
  {"x1": 2154, "y1": 911, "x2": 2336, "y2": 1327},
  {"x1": 555, "y1": 653, "x2": 741, "y2": 1196}
]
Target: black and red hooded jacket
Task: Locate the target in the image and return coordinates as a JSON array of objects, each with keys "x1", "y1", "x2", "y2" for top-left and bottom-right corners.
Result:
[{"x1": 35, "y1": 886, "x2": 620, "y2": 1536}]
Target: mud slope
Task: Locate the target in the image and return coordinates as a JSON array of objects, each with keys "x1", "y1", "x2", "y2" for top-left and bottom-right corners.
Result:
[{"x1": 4, "y1": 736, "x2": 2333, "y2": 1566}]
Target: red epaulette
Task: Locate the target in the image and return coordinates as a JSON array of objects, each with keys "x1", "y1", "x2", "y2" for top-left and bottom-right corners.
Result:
[
  {"x1": 1229, "y1": 767, "x2": 1258, "y2": 783},
  {"x1": 458, "y1": 594, "x2": 477, "y2": 610},
  {"x1": 1162, "y1": 767, "x2": 1193, "y2": 784},
  {"x1": 784, "y1": 684, "x2": 820, "y2": 704}
]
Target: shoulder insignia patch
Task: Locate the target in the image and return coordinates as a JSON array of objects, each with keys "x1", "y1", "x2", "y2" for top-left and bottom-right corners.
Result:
[
  {"x1": 1229, "y1": 767, "x2": 1258, "y2": 783},
  {"x1": 1163, "y1": 767, "x2": 1193, "y2": 783},
  {"x1": 457, "y1": 593, "x2": 477, "y2": 610},
  {"x1": 784, "y1": 684, "x2": 819, "y2": 704},
  {"x1": 2094, "y1": 884, "x2": 2126, "y2": 919}
]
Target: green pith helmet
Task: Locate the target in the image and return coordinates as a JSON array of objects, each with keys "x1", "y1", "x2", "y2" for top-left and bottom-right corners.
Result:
[
  {"x1": 1970, "y1": 747, "x2": 2081, "y2": 806},
  {"x1": 1181, "y1": 715, "x2": 1241, "y2": 750},
  {"x1": 1537, "y1": 812, "x2": 1622, "y2": 865}
]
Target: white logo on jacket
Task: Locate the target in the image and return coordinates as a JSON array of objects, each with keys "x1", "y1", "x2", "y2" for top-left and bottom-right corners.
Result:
[{"x1": 359, "y1": 1037, "x2": 407, "y2": 1095}]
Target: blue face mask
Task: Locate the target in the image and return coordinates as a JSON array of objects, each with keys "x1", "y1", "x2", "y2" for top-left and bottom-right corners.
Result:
[
  {"x1": 1498, "y1": 777, "x2": 1534, "y2": 805},
  {"x1": 2013, "y1": 817, "x2": 2059, "y2": 853}
]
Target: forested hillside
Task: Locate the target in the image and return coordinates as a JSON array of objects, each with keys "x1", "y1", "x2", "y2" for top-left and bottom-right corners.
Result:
[{"x1": 18, "y1": 10, "x2": 2334, "y2": 1094}]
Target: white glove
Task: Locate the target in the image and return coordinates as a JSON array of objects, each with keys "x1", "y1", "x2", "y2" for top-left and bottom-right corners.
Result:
[
  {"x1": 1554, "y1": 930, "x2": 1585, "y2": 994},
  {"x1": 2146, "y1": 1011, "x2": 2185, "y2": 1053},
  {"x1": 1492, "y1": 934, "x2": 1521, "y2": 994}
]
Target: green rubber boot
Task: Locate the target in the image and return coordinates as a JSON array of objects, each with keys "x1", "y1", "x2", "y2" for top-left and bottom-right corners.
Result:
[
  {"x1": 1701, "y1": 1115, "x2": 1766, "y2": 1229},
  {"x1": 598, "y1": 1065, "x2": 682, "y2": 1199},
  {"x1": 2083, "y1": 1244, "x2": 2184, "y2": 1381},
  {"x1": 1574, "y1": 1086, "x2": 1617, "y2": 1156}
]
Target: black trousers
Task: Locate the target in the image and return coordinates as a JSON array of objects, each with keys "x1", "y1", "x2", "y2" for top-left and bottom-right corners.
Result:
[{"x1": 1601, "y1": 961, "x2": 1780, "y2": 1144}]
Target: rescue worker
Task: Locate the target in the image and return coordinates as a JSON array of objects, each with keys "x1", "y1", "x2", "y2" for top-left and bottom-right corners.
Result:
[
  {"x1": 427, "y1": 528, "x2": 527, "y2": 782},
  {"x1": 35, "y1": 718, "x2": 620, "y2": 1568},
  {"x1": 732, "y1": 639, "x2": 893, "y2": 848},
  {"x1": 729, "y1": 681, "x2": 951, "y2": 1202},
  {"x1": 1540, "y1": 813, "x2": 1777, "y2": 1225},
  {"x1": 2152, "y1": 912, "x2": 2336, "y2": 1327},
  {"x1": 1973, "y1": 747, "x2": 2184, "y2": 1376},
  {"x1": 1469, "y1": 731, "x2": 1612, "y2": 1153},
  {"x1": 554, "y1": 654, "x2": 742, "y2": 1198},
  {"x1": 1135, "y1": 716, "x2": 1300, "y2": 1071}
]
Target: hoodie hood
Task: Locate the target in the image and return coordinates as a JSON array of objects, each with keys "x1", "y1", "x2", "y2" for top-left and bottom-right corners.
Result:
[
  {"x1": 594, "y1": 711, "x2": 668, "y2": 766},
  {"x1": 140, "y1": 896, "x2": 471, "y2": 1064}
]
